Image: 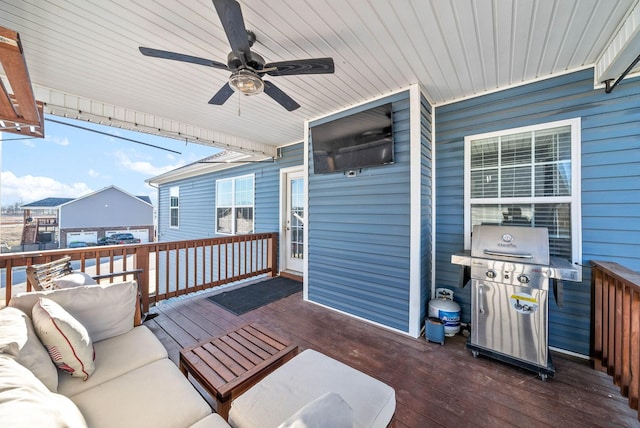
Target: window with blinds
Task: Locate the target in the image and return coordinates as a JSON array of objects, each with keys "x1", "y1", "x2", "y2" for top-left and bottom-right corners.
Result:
[
  {"x1": 169, "y1": 186, "x2": 179, "y2": 228},
  {"x1": 464, "y1": 119, "x2": 581, "y2": 261},
  {"x1": 216, "y1": 174, "x2": 255, "y2": 235}
]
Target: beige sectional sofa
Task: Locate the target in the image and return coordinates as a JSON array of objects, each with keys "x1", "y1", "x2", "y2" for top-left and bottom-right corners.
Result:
[
  {"x1": 0, "y1": 280, "x2": 396, "y2": 428},
  {"x1": 0, "y1": 281, "x2": 227, "y2": 428}
]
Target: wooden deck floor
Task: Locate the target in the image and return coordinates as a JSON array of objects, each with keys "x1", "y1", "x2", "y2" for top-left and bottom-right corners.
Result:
[{"x1": 144, "y1": 281, "x2": 638, "y2": 428}]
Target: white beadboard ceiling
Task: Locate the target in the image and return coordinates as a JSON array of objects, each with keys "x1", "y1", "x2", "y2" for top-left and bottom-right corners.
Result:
[{"x1": 1, "y1": 0, "x2": 638, "y2": 155}]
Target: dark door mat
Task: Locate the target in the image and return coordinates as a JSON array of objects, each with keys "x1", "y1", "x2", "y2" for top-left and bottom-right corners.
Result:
[{"x1": 206, "y1": 276, "x2": 303, "y2": 315}]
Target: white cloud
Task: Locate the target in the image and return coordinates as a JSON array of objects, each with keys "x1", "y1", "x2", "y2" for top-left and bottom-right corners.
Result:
[
  {"x1": 88, "y1": 169, "x2": 100, "y2": 177},
  {"x1": 114, "y1": 150, "x2": 186, "y2": 176},
  {"x1": 1, "y1": 171, "x2": 92, "y2": 205},
  {"x1": 45, "y1": 135, "x2": 71, "y2": 146}
]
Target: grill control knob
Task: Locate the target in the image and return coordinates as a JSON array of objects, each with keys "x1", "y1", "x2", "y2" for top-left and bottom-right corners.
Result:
[
  {"x1": 518, "y1": 274, "x2": 530, "y2": 284},
  {"x1": 486, "y1": 270, "x2": 497, "y2": 279}
]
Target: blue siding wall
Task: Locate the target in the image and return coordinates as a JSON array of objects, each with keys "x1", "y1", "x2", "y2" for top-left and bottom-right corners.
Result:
[
  {"x1": 157, "y1": 143, "x2": 303, "y2": 242},
  {"x1": 307, "y1": 92, "x2": 413, "y2": 332},
  {"x1": 435, "y1": 68, "x2": 640, "y2": 355},
  {"x1": 420, "y1": 94, "x2": 433, "y2": 324}
]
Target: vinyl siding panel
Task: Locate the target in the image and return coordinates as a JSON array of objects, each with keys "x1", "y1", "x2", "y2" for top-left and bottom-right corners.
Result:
[
  {"x1": 157, "y1": 143, "x2": 303, "y2": 242},
  {"x1": 434, "y1": 68, "x2": 640, "y2": 355},
  {"x1": 61, "y1": 187, "x2": 152, "y2": 228},
  {"x1": 420, "y1": 94, "x2": 433, "y2": 324},
  {"x1": 307, "y1": 92, "x2": 413, "y2": 332}
]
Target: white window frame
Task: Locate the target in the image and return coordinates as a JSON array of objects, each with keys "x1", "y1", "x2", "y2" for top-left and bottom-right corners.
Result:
[
  {"x1": 463, "y1": 118, "x2": 582, "y2": 265},
  {"x1": 215, "y1": 174, "x2": 255, "y2": 235},
  {"x1": 169, "y1": 186, "x2": 179, "y2": 228}
]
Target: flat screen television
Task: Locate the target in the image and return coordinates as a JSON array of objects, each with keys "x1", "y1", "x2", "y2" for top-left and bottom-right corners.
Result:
[{"x1": 310, "y1": 103, "x2": 393, "y2": 174}]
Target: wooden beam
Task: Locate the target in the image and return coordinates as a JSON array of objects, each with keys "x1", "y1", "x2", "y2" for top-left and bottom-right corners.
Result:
[
  {"x1": 0, "y1": 26, "x2": 44, "y2": 137},
  {"x1": 0, "y1": 78, "x2": 19, "y2": 119}
]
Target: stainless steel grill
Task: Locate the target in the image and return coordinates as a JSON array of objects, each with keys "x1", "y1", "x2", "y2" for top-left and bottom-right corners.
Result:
[{"x1": 451, "y1": 225, "x2": 581, "y2": 380}]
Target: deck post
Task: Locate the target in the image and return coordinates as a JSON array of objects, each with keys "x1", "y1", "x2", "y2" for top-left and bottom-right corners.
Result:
[{"x1": 136, "y1": 245, "x2": 150, "y2": 314}]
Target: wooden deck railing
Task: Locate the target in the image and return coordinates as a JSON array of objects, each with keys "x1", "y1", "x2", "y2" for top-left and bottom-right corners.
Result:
[
  {"x1": 0, "y1": 233, "x2": 278, "y2": 313},
  {"x1": 592, "y1": 260, "x2": 640, "y2": 419}
]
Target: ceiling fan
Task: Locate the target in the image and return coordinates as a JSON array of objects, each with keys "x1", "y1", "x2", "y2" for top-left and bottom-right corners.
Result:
[{"x1": 139, "y1": 0, "x2": 334, "y2": 111}]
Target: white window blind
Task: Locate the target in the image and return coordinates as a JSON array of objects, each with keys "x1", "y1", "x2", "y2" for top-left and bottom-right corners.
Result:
[{"x1": 465, "y1": 119, "x2": 581, "y2": 262}]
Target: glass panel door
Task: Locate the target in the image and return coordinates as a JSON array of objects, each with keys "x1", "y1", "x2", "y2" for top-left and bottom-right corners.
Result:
[{"x1": 285, "y1": 171, "x2": 304, "y2": 272}]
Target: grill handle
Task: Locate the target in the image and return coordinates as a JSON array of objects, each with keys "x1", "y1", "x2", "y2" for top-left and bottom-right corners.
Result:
[
  {"x1": 478, "y1": 284, "x2": 485, "y2": 314},
  {"x1": 483, "y1": 250, "x2": 534, "y2": 259}
]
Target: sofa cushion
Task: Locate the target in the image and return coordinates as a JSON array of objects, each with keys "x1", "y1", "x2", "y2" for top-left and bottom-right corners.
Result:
[
  {"x1": 0, "y1": 355, "x2": 87, "y2": 428},
  {"x1": 0, "y1": 307, "x2": 58, "y2": 392},
  {"x1": 58, "y1": 325, "x2": 168, "y2": 397},
  {"x1": 32, "y1": 298, "x2": 95, "y2": 380},
  {"x1": 70, "y1": 359, "x2": 213, "y2": 428},
  {"x1": 9, "y1": 281, "x2": 138, "y2": 342},
  {"x1": 52, "y1": 272, "x2": 98, "y2": 289},
  {"x1": 229, "y1": 349, "x2": 395, "y2": 428},
  {"x1": 277, "y1": 392, "x2": 353, "y2": 428}
]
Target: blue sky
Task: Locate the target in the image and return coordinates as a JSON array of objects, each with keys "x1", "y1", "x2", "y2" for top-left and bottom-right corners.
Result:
[{"x1": 0, "y1": 115, "x2": 220, "y2": 207}]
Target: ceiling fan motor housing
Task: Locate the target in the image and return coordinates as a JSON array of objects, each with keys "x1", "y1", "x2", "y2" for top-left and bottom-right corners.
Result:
[{"x1": 227, "y1": 51, "x2": 265, "y2": 72}]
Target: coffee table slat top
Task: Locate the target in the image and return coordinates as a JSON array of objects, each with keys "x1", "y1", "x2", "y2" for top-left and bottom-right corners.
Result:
[
  {"x1": 193, "y1": 345, "x2": 239, "y2": 381},
  {"x1": 180, "y1": 323, "x2": 298, "y2": 399},
  {"x1": 205, "y1": 340, "x2": 255, "y2": 375},
  {"x1": 221, "y1": 333, "x2": 270, "y2": 364},
  {"x1": 240, "y1": 325, "x2": 287, "y2": 354}
]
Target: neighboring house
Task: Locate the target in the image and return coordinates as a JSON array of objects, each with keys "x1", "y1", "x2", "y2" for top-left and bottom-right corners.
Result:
[
  {"x1": 20, "y1": 197, "x2": 73, "y2": 248},
  {"x1": 21, "y1": 186, "x2": 154, "y2": 248},
  {"x1": 148, "y1": 69, "x2": 640, "y2": 358}
]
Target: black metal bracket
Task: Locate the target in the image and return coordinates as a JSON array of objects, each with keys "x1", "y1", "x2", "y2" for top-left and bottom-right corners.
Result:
[{"x1": 602, "y1": 54, "x2": 640, "y2": 93}]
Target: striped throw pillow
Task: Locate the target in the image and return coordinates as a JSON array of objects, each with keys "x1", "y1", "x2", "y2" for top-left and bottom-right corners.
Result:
[{"x1": 31, "y1": 298, "x2": 95, "y2": 380}]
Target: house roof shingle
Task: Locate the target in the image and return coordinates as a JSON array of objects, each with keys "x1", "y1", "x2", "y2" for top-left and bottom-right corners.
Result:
[
  {"x1": 22, "y1": 191, "x2": 152, "y2": 208},
  {"x1": 22, "y1": 197, "x2": 74, "y2": 208}
]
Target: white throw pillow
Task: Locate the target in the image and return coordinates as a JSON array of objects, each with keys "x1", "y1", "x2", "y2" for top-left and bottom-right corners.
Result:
[
  {"x1": 9, "y1": 281, "x2": 138, "y2": 342},
  {"x1": 32, "y1": 298, "x2": 95, "y2": 380},
  {"x1": 278, "y1": 392, "x2": 353, "y2": 428},
  {"x1": 52, "y1": 272, "x2": 98, "y2": 289},
  {"x1": 0, "y1": 307, "x2": 58, "y2": 392},
  {"x1": 0, "y1": 355, "x2": 87, "y2": 427}
]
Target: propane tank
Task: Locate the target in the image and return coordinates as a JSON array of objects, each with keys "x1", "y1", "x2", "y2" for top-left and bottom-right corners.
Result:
[{"x1": 428, "y1": 288, "x2": 461, "y2": 336}]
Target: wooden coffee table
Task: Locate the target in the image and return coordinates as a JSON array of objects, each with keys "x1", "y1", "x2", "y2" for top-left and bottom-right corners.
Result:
[{"x1": 179, "y1": 323, "x2": 298, "y2": 420}]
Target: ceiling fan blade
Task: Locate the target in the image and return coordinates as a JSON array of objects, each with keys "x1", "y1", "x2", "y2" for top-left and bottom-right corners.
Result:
[
  {"x1": 212, "y1": 0, "x2": 252, "y2": 65},
  {"x1": 208, "y1": 83, "x2": 235, "y2": 105},
  {"x1": 139, "y1": 47, "x2": 228, "y2": 70},
  {"x1": 264, "y1": 58, "x2": 335, "y2": 76},
  {"x1": 263, "y1": 81, "x2": 300, "y2": 111}
]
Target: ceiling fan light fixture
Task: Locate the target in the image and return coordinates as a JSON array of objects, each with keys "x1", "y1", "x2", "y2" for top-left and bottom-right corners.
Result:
[{"x1": 229, "y1": 69, "x2": 264, "y2": 95}]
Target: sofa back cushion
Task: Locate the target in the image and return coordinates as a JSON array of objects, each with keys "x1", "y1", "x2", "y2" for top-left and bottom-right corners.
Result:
[
  {"x1": 9, "y1": 281, "x2": 138, "y2": 343},
  {"x1": 0, "y1": 307, "x2": 59, "y2": 392},
  {"x1": 52, "y1": 272, "x2": 98, "y2": 289}
]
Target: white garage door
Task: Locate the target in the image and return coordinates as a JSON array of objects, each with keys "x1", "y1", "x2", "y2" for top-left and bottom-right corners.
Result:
[{"x1": 67, "y1": 231, "x2": 98, "y2": 245}]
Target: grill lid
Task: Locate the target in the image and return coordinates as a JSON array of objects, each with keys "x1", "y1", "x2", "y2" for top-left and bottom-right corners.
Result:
[{"x1": 471, "y1": 225, "x2": 550, "y2": 266}]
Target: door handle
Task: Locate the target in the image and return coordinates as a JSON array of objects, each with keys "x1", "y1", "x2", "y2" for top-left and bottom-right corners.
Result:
[{"x1": 478, "y1": 284, "x2": 485, "y2": 314}]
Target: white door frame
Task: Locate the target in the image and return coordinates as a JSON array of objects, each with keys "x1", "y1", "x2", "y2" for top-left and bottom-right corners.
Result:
[{"x1": 279, "y1": 166, "x2": 305, "y2": 274}]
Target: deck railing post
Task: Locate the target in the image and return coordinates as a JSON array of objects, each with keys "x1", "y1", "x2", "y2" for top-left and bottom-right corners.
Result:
[
  {"x1": 136, "y1": 245, "x2": 150, "y2": 314},
  {"x1": 268, "y1": 233, "x2": 278, "y2": 277},
  {"x1": 593, "y1": 266, "x2": 605, "y2": 370}
]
